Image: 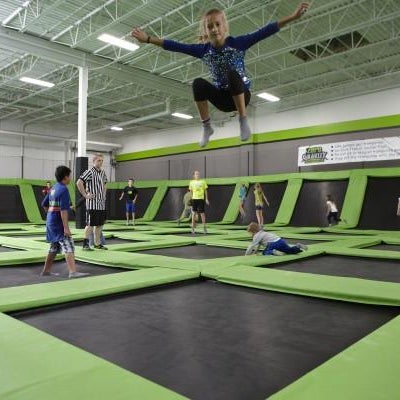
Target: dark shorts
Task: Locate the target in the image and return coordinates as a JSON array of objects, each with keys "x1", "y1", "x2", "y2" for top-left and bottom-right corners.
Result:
[
  {"x1": 86, "y1": 210, "x2": 107, "y2": 227},
  {"x1": 255, "y1": 205, "x2": 263, "y2": 211},
  {"x1": 49, "y1": 236, "x2": 75, "y2": 254},
  {"x1": 192, "y1": 199, "x2": 205, "y2": 213},
  {"x1": 126, "y1": 202, "x2": 136, "y2": 213}
]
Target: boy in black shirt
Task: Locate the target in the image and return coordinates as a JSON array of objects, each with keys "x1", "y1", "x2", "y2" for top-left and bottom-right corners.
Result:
[{"x1": 119, "y1": 178, "x2": 138, "y2": 225}]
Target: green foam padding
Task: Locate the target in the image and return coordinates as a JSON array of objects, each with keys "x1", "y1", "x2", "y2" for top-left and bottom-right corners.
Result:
[
  {"x1": 275, "y1": 178, "x2": 302, "y2": 225},
  {"x1": 142, "y1": 184, "x2": 168, "y2": 221},
  {"x1": 269, "y1": 315, "x2": 400, "y2": 400},
  {"x1": 0, "y1": 268, "x2": 199, "y2": 313},
  {"x1": 0, "y1": 312, "x2": 188, "y2": 400},
  {"x1": 19, "y1": 183, "x2": 43, "y2": 223},
  {"x1": 339, "y1": 172, "x2": 368, "y2": 228},
  {"x1": 214, "y1": 265, "x2": 400, "y2": 306},
  {"x1": 326, "y1": 247, "x2": 400, "y2": 260},
  {"x1": 0, "y1": 250, "x2": 53, "y2": 266},
  {"x1": 75, "y1": 250, "x2": 201, "y2": 273}
]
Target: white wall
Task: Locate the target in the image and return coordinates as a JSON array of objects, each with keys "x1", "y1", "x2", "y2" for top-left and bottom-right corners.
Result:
[{"x1": 117, "y1": 87, "x2": 400, "y2": 154}]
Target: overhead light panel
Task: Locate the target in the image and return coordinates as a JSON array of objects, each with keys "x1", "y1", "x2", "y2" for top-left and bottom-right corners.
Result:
[
  {"x1": 110, "y1": 126, "x2": 123, "y2": 131},
  {"x1": 257, "y1": 92, "x2": 280, "y2": 102},
  {"x1": 20, "y1": 76, "x2": 55, "y2": 88},
  {"x1": 98, "y1": 34, "x2": 139, "y2": 52},
  {"x1": 172, "y1": 112, "x2": 193, "y2": 120}
]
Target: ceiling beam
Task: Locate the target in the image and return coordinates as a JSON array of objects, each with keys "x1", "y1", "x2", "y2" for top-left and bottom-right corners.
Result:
[{"x1": 0, "y1": 26, "x2": 190, "y2": 99}]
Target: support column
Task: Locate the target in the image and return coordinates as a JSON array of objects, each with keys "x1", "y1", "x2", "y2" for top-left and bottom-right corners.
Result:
[{"x1": 75, "y1": 66, "x2": 89, "y2": 229}]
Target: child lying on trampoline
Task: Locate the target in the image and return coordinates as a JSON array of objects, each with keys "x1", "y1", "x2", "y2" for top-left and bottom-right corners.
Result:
[{"x1": 245, "y1": 222, "x2": 307, "y2": 256}]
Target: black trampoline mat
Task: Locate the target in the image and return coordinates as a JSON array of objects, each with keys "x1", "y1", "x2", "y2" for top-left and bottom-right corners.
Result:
[
  {"x1": 0, "y1": 246, "x2": 23, "y2": 252},
  {"x1": 0, "y1": 185, "x2": 28, "y2": 223},
  {"x1": 12, "y1": 280, "x2": 398, "y2": 400},
  {"x1": 235, "y1": 182, "x2": 288, "y2": 225},
  {"x1": 0, "y1": 261, "x2": 127, "y2": 288},
  {"x1": 135, "y1": 244, "x2": 244, "y2": 259},
  {"x1": 32, "y1": 185, "x2": 48, "y2": 220},
  {"x1": 275, "y1": 255, "x2": 400, "y2": 283},
  {"x1": 154, "y1": 187, "x2": 188, "y2": 221},
  {"x1": 290, "y1": 180, "x2": 348, "y2": 227},
  {"x1": 358, "y1": 178, "x2": 400, "y2": 230},
  {"x1": 368, "y1": 244, "x2": 400, "y2": 251}
]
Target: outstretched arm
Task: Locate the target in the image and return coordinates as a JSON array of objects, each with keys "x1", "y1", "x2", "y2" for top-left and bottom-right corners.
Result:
[
  {"x1": 278, "y1": 2, "x2": 310, "y2": 29},
  {"x1": 131, "y1": 28, "x2": 205, "y2": 58}
]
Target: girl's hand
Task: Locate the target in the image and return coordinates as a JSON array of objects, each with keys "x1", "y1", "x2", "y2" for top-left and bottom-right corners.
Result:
[
  {"x1": 131, "y1": 27, "x2": 148, "y2": 43},
  {"x1": 293, "y1": 2, "x2": 310, "y2": 19}
]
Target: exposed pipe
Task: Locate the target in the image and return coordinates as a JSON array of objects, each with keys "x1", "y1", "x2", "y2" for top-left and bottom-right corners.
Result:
[
  {"x1": 0, "y1": 129, "x2": 122, "y2": 149},
  {"x1": 88, "y1": 100, "x2": 171, "y2": 135}
]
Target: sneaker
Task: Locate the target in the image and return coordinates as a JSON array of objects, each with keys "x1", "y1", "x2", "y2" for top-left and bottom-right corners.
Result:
[
  {"x1": 191, "y1": 227, "x2": 196, "y2": 235},
  {"x1": 69, "y1": 271, "x2": 90, "y2": 279},
  {"x1": 239, "y1": 116, "x2": 251, "y2": 141},
  {"x1": 199, "y1": 123, "x2": 214, "y2": 148},
  {"x1": 94, "y1": 244, "x2": 108, "y2": 250},
  {"x1": 296, "y1": 243, "x2": 308, "y2": 251},
  {"x1": 272, "y1": 249, "x2": 285, "y2": 256},
  {"x1": 40, "y1": 271, "x2": 60, "y2": 277},
  {"x1": 82, "y1": 239, "x2": 93, "y2": 251}
]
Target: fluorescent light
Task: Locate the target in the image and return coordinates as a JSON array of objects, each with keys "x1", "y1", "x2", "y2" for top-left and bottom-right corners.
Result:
[
  {"x1": 22, "y1": 1, "x2": 30, "y2": 7},
  {"x1": 172, "y1": 112, "x2": 193, "y2": 120},
  {"x1": 98, "y1": 34, "x2": 139, "y2": 52},
  {"x1": 20, "y1": 76, "x2": 55, "y2": 88},
  {"x1": 2, "y1": 7, "x2": 22, "y2": 25},
  {"x1": 257, "y1": 92, "x2": 280, "y2": 102},
  {"x1": 110, "y1": 126, "x2": 123, "y2": 131}
]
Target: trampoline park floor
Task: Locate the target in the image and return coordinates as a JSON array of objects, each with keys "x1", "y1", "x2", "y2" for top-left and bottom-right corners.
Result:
[
  {"x1": 11, "y1": 280, "x2": 399, "y2": 400},
  {"x1": 1, "y1": 222, "x2": 400, "y2": 399},
  {"x1": 134, "y1": 244, "x2": 245, "y2": 259},
  {"x1": 0, "y1": 261, "x2": 128, "y2": 288}
]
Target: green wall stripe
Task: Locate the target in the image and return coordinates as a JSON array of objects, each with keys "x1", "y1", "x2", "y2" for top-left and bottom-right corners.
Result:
[{"x1": 116, "y1": 114, "x2": 400, "y2": 162}]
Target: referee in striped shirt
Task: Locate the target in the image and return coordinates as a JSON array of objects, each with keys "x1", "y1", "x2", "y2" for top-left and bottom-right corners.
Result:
[{"x1": 76, "y1": 153, "x2": 108, "y2": 250}]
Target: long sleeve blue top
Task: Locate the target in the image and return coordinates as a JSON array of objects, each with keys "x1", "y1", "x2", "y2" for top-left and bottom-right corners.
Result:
[{"x1": 163, "y1": 21, "x2": 280, "y2": 90}]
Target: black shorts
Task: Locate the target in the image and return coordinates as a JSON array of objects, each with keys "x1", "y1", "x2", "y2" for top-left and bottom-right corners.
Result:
[
  {"x1": 86, "y1": 210, "x2": 107, "y2": 227},
  {"x1": 192, "y1": 199, "x2": 205, "y2": 213}
]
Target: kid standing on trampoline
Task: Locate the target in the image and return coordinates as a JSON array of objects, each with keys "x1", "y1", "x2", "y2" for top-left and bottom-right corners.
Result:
[
  {"x1": 245, "y1": 222, "x2": 307, "y2": 256},
  {"x1": 254, "y1": 183, "x2": 269, "y2": 228},
  {"x1": 326, "y1": 195, "x2": 341, "y2": 226},
  {"x1": 41, "y1": 166, "x2": 89, "y2": 279},
  {"x1": 238, "y1": 183, "x2": 248, "y2": 221},
  {"x1": 189, "y1": 171, "x2": 209, "y2": 234},
  {"x1": 132, "y1": 3, "x2": 310, "y2": 148}
]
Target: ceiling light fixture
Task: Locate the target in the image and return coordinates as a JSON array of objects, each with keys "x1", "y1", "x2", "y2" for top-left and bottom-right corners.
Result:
[
  {"x1": 257, "y1": 92, "x2": 280, "y2": 102},
  {"x1": 110, "y1": 126, "x2": 123, "y2": 131},
  {"x1": 98, "y1": 34, "x2": 139, "y2": 52},
  {"x1": 20, "y1": 77, "x2": 55, "y2": 88},
  {"x1": 172, "y1": 112, "x2": 193, "y2": 120}
]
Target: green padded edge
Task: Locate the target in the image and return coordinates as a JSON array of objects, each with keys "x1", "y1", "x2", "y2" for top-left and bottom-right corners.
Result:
[
  {"x1": 269, "y1": 315, "x2": 400, "y2": 400},
  {"x1": 0, "y1": 268, "x2": 199, "y2": 313},
  {"x1": 326, "y1": 247, "x2": 400, "y2": 260},
  {"x1": 142, "y1": 184, "x2": 169, "y2": 221},
  {"x1": 0, "y1": 312, "x2": 189, "y2": 400},
  {"x1": 215, "y1": 265, "x2": 400, "y2": 306},
  {"x1": 116, "y1": 114, "x2": 400, "y2": 162},
  {"x1": 19, "y1": 183, "x2": 43, "y2": 223},
  {"x1": 275, "y1": 178, "x2": 302, "y2": 225},
  {"x1": 340, "y1": 172, "x2": 368, "y2": 228}
]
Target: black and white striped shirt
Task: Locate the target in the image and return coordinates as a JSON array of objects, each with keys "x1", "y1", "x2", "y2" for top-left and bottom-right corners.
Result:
[{"x1": 80, "y1": 167, "x2": 108, "y2": 210}]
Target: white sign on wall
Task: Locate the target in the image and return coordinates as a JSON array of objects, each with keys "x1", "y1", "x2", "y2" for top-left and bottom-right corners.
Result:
[{"x1": 298, "y1": 137, "x2": 400, "y2": 167}]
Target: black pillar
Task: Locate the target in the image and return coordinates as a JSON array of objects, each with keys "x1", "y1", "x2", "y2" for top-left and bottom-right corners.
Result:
[{"x1": 75, "y1": 156, "x2": 88, "y2": 229}]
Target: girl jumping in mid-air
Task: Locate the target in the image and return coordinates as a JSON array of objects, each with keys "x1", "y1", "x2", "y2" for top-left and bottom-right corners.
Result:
[
  {"x1": 254, "y1": 183, "x2": 269, "y2": 228},
  {"x1": 132, "y1": 3, "x2": 310, "y2": 148},
  {"x1": 238, "y1": 183, "x2": 248, "y2": 221}
]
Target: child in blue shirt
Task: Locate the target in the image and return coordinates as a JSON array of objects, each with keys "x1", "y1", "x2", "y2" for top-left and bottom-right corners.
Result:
[
  {"x1": 132, "y1": 3, "x2": 309, "y2": 147},
  {"x1": 238, "y1": 183, "x2": 248, "y2": 221},
  {"x1": 41, "y1": 166, "x2": 89, "y2": 279}
]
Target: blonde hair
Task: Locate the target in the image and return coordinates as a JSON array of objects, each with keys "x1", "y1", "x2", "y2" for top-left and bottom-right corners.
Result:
[
  {"x1": 247, "y1": 222, "x2": 260, "y2": 234},
  {"x1": 93, "y1": 153, "x2": 104, "y2": 162},
  {"x1": 198, "y1": 8, "x2": 229, "y2": 43}
]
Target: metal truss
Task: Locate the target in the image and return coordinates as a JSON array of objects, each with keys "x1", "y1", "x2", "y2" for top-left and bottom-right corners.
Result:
[{"x1": 0, "y1": 54, "x2": 39, "y2": 87}]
